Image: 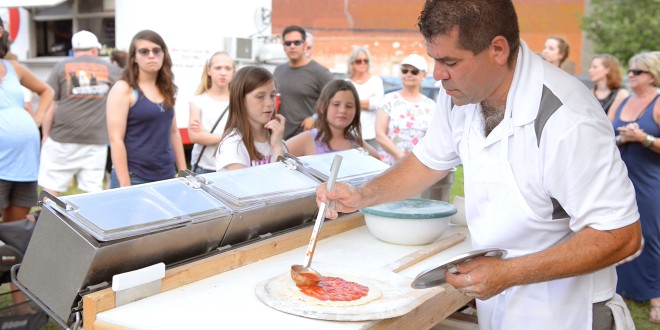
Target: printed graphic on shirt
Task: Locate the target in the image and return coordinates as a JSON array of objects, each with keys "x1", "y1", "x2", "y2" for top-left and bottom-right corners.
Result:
[
  {"x1": 64, "y1": 62, "x2": 111, "y2": 98},
  {"x1": 250, "y1": 158, "x2": 273, "y2": 167}
]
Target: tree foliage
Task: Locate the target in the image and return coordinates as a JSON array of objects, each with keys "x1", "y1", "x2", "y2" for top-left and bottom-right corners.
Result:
[{"x1": 581, "y1": 0, "x2": 660, "y2": 66}]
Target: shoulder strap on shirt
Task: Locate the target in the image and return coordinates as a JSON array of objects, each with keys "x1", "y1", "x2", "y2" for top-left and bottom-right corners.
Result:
[{"x1": 192, "y1": 105, "x2": 229, "y2": 171}]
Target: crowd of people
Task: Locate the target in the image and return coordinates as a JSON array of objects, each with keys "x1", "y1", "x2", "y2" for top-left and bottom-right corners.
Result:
[{"x1": 1, "y1": 1, "x2": 659, "y2": 326}]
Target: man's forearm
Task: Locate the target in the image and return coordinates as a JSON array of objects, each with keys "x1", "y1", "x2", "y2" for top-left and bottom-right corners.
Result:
[{"x1": 506, "y1": 222, "x2": 641, "y2": 287}]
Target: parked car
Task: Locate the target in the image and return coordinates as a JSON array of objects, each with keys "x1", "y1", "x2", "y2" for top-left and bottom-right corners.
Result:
[
  {"x1": 382, "y1": 76, "x2": 440, "y2": 100},
  {"x1": 330, "y1": 72, "x2": 441, "y2": 101}
]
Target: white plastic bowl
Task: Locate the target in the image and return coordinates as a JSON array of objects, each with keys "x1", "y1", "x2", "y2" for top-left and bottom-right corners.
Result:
[{"x1": 360, "y1": 199, "x2": 456, "y2": 245}]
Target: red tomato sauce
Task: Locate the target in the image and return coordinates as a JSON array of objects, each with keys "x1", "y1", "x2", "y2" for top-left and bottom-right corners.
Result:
[{"x1": 297, "y1": 276, "x2": 369, "y2": 301}]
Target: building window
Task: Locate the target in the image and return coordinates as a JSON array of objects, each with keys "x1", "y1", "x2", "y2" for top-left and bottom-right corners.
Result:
[{"x1": 32, "y1": 0, "x2": 115, "y2": 56}]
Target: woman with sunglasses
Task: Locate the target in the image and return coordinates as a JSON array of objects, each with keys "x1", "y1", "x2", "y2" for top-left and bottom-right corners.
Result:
[
  {"x1": 106, "y1": 30, "x2": 187, "y2": 188},
  {"x1": 588, "y1": 54, "x2": 629, "y2": 114},
  {"x1": 347, "y1": 47, "x2": 384, "y2": 149},
  {"x1": 610, "y1": 51, "x2": 660, "y2": 324},
  {"x1": 375, "y1": 54, "x2": 435, "y2": 165}
]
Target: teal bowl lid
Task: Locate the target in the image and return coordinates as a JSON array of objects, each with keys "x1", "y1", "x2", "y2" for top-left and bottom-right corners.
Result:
[{"x1": 360, "y1": 198, "x2": 457, "y2": 219}]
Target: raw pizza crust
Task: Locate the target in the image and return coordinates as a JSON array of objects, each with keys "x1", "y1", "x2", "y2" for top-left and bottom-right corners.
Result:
[{"x1": 284, "y1": 274, "x2": 383, "y2": 307}]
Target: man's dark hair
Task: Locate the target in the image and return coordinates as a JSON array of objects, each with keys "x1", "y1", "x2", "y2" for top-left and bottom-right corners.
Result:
[
  {"x1": 418, "y1": 0, "x2": 520, "y2": 67},
  {"x1": 0, "y1": 31, "x2": 10, "y2": 59},
  {"x1": 282, "y1": 25, "x2": 306, "y2": 41}
]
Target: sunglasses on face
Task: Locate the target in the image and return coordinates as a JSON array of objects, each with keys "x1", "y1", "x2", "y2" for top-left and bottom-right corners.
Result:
[
  {"x1": 137, "y1": 47, "x2": 163, "y2": 57},
  {"x1": 283, "y1": 40, "x2": 303, "y2": 47},
  {"x1": 401, "y1": 68, "x2": 420, "y2": 75},
  {"x1": 354, "y1": 59, "x2": 369, "y2": 65},
  {"x1": 628, "y1": 69, "x2": 650, "y2": 76}
]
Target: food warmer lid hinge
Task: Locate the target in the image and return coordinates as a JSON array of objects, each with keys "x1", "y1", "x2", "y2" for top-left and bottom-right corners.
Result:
[
  {"x1": 177, "y1": 169, "x2": 209, "y2": 189},
  {"x1": 279, "y1": 153, "x2": 327, "y2": 182}
]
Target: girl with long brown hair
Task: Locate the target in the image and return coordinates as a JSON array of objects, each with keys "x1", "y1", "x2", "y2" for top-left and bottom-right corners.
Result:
[
  {"x1": 106, "y1": 30, "x2": 186, "y2": 187},
  {"x1": 285, "y1": 79, "x2": 378, "y2": 158},
  {"x1": 215, "y1": 66, "x2": 286, "y2": 170}
]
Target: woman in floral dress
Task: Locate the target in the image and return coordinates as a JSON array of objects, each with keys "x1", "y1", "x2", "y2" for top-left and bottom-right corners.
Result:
[{"x1": 375, "y1": 54, "x2": 435, "y2": 165}]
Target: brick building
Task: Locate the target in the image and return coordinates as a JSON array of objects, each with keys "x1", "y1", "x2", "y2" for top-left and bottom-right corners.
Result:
[{"x1": 272, "y1": 0, "x2": 586, "y2": 77}]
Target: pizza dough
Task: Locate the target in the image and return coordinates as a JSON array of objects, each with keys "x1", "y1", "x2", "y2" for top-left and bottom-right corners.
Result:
[{"x1": 284, "y1": 273, "x2": 383, "y2": 307}]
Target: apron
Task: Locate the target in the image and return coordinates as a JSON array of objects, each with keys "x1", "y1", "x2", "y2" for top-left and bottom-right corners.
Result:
[{"x1": 460, "y1": 104, "x2": 595, "y2": 330}]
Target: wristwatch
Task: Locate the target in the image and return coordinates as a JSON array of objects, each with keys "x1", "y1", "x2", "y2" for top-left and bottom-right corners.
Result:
[{"x1": 644, "y1": 134, "x2": 655, "y2": 148}]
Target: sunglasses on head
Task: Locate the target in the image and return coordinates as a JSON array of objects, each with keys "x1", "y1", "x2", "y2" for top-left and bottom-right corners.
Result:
[
  {"x1": 401, "y1": 68, "x2": 420, "y2": 75},
  {"x1": 354, "y1": 59, "x2": 369, "y2": 65},
  {"x1": 137, "y1": 47, "x2": 163, "y2": 57},
  {"x1": 628, "y1": 69, "x2": 650, "y2": 76},
  {"x1": 283, "y1": 40, "x2": 303, "y2": 47}
]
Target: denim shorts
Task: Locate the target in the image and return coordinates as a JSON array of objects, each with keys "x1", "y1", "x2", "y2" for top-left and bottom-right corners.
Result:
[{"x1": 109, "y1": 170, "x2": 155, "y2": 189}]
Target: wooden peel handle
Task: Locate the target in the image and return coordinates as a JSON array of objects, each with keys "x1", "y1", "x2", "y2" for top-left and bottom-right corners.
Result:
[{"x1": 385, "y1": 233, "x2": 466, "y2": 273}]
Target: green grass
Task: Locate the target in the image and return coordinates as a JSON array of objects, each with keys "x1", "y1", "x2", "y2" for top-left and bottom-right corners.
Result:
[{"x1": 449, "y1": 165, "x2": 465, "y2": 200}]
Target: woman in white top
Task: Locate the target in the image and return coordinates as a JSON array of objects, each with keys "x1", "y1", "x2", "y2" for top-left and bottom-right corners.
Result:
[
  {"x1": 347, "y1": 47, "x2": 383, "y2": 149},
  {"x1": 375, "y1": 54, "x2": 435, "y2": 165},
  {"x1": 188, "y1": 52, "x2": 235, "y2": 173},
  {"x1": 215, "y1": 66, "x2": 285, "y2": 171}
]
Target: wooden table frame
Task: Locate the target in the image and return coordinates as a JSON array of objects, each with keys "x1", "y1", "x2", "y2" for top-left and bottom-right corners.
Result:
[{"x1": 83, "y1": 213, "x2": 471, "y2": 330}]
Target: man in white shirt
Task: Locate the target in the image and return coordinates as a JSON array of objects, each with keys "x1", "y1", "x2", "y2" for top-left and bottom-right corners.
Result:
[{"x1": 316, "y1": 1, "x2": 641, "y2": 329}]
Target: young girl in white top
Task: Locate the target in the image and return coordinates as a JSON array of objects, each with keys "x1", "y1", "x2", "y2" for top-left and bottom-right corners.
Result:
[
  {"x1": 215, "y1": 66, "x2": 286, "y2": 171},
  {"x1": 188, "y1": 52, "x2": 235, "y2": 173},
  {"x1": 286, "y1": 79, "x2": 379, "y2": 158}
]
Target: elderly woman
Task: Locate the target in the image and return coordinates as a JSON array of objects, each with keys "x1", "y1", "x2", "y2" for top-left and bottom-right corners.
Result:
[
  {"x1": 375, "y1": 54, "x2": 435, "y2": 165},
  {"x1": 609, "y1": 51, "x2": 660, "y2": 324},
  {"x1": 346, "y1": 47, "x2": 383, "y2": 149},
  {"x1": 589, "y1": 54, "x2": 629, "y2": 114}
]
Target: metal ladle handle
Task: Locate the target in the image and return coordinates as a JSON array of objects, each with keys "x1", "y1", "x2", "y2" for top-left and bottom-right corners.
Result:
[{"x1": 302, "y1": 154, "x2": 343, "y2": 268}]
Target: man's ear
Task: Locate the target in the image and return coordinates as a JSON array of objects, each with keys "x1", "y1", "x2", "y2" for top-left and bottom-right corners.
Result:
[{"x1": 490, "y1": 36, "x2": 510, "y2": 66}]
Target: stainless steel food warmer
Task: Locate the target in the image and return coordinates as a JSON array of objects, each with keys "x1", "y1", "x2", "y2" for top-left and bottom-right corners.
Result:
[{"x1": 12, "y1": 149, "x2": 388, "y2": 328}]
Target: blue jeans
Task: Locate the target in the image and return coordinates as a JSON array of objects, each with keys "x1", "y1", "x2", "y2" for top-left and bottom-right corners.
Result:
[{"x1": 110, "y1": 169, "x2": 154, "y2": 188}]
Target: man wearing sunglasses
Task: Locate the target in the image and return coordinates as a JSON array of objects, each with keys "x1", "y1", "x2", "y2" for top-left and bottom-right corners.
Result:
[
  {"x1": 38, "y1": 30, "x2": 122, "y2": 198},
  {"x1": 317, "y1": 1, "x2": 641, "y2": 329},
  {"x1": 274, "y1": 25, "x2": 332, "y2": 139}
]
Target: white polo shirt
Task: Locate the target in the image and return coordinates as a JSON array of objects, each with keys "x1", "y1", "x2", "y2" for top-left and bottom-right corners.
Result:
[{"x1": 413, "y1": 40, "x2": 639, "y2": 302}]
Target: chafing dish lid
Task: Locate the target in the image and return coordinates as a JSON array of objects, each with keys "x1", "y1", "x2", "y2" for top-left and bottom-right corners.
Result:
[
  {"x1": 300, "y1": 149, "x2": 389, "y2": 184},
  {"x1": 200, "y1": 162, "x2": 321, "y2": 210},
  {"x1": 57, "y1": 178, "x2": 231, "y2": 241}
]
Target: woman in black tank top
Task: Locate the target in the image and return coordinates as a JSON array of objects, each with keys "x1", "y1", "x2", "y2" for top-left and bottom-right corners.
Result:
[
  {"x1": 106, "y1": 30, "x2": 187, "y2": 188},
  {"x1": 588, "y1": 54, "x2": 629, "y2": 114}
]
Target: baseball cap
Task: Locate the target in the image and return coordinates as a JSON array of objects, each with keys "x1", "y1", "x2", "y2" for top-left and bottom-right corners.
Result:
[
  {"x1": 71, "y1": 30, "x2": 101, "y2": 50},
  {"x1": 401, "y1": 54, "x2": 428, "y2": 71}
]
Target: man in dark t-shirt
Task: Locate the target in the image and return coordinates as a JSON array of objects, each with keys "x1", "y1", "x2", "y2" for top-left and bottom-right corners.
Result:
[
  {"x1": 38, "y1": 30, "x2": 122, "y2": 196},
  {"x1": 274, "y1": 25, "x2": 332, "y2": 139}
]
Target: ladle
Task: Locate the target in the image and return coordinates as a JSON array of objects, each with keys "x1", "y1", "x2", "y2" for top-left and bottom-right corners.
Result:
[{"x1": 291, "y1": 154, "x2": 343, "y2": 287}]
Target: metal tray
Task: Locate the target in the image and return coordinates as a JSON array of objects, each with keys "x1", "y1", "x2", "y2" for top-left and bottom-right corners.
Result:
[{"x1": 411, "y1": 248, "x2": 507, "y2": 289}]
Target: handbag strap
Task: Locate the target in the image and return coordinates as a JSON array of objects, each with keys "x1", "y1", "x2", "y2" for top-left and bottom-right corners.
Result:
[{"x1": 192, "y1": 105, "x2": 229, "y2": 171}]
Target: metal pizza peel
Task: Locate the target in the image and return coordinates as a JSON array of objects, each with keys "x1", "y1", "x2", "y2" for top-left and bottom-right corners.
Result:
[{"x1": 411, "y1": 248, "x2": 507, "y2": 289}]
